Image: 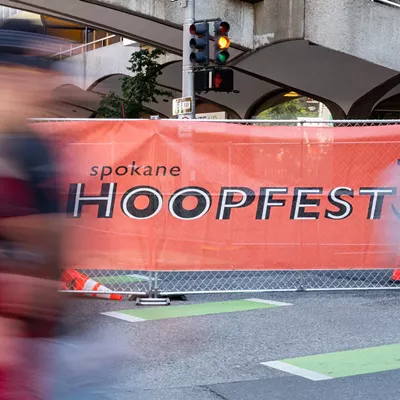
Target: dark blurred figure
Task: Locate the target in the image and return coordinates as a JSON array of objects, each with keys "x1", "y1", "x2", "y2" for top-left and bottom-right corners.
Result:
[{"x1": 0, "y1": 18, "x2": 65, "y2": 399}]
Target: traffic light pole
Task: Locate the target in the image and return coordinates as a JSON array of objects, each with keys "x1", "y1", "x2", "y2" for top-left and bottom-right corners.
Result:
[{"x1": 181, "y1": 0, "x2": 196, "y2": 119}]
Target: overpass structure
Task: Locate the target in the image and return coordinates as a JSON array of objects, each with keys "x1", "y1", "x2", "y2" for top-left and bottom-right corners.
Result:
[{"x1": 2, "y1": 0, "x2": 400, "y2": 119}]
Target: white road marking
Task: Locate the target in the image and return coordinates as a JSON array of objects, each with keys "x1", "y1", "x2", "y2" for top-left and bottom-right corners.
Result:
[
  {"x1": 261, "y1": 361, "x2": 333, "y2": 381},
  {"x1": 246, "y1": 298, "x2": 292, "y2": 306},
  {"x1": 101, "y1": 311, "x2": 145, "y2": 322}
]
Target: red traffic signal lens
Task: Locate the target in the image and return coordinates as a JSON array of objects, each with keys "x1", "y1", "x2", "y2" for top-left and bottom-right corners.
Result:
[
  {"x1": 219, "y1": 21, "x2": 230, "y2": 34},
  {"x1": 189, "y1": 24, "x2": 196, "y2": 35},
  {"x1": 214, "y1": 72, "x2": 223, "y2": 89}
]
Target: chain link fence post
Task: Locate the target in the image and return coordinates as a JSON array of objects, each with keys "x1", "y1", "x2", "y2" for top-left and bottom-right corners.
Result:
[
  {"x1": 147, "y1": 271, "x2": 154, "y2": 297},
  {"x1": 298, "y1": 119, "x2": 306, "y2": 292},
  {"x1": 298, "y1": 271, "x2": 306, "y2": 292}
]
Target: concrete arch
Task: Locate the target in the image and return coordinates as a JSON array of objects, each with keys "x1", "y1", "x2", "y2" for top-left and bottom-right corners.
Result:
[
  {"x1": 235, "y1": 39, "x2": 399, "y2": 117},
  {"x1": 244, "y1": 89, "x2": 287, "y2": 119},
  {"x1": 88, "y1": 60, "x2": 346, "y2": 120},
  {"x1": 52, "y1": 81, "x2": 172, "y2": 118},
  {"x1": 41, "y1": 83, "x2": 102, "y2": 118},
  {"x1": 87, "y1": 58, "x2": 182, "y2": 94},
  {"x1": 87, "y1": 73, "x2": 126, "y2": 94},
  {"x1": 87, "y1": 73, "x2": 122, "y2": 92},
  {"x1": 244, "y1": 89, "x2": 345, "y2": 120},
  {"x1": 58, "y1": 37, "x2": 399, "y2": 121},
  {"x1": 347, "y1": 73, "x2": 400, "y2": 119},
  {"x1": 157, "y1": 61, "x2": 282, "y2": 118},
  {"x1": 371, "y1": 92, "x2": 400, "y2": 119},
  {"x1": 89, "y1": 71, "x2": 241, "y2": 118}
]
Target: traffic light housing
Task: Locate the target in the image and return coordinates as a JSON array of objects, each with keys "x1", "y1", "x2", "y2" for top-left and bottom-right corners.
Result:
[
  {"x1": 194, "y1": 68, "x2": 234, "y2": 93},
  {"x1": 189, "y1": 22, "x2": 209, "y2": 65},
  {"x1": 214, "y1": 21, "x2": 230, "y2": 65}
]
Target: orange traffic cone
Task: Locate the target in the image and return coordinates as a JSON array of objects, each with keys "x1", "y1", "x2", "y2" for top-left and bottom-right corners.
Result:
[
  {"x1": 391, "y1": 250, "x2": 400, "y2": 281},
  {"x1": 61, "y1": 269, "x2": 122, "y2": 300},
  {"x1": 392, "y1": 269, "x2": 400, "y2": 281}
]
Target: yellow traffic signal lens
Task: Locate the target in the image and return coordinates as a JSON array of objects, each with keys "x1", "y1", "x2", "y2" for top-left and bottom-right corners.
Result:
[{"x1": 217, "y1": 36, "x2": 230, "y2": 50}]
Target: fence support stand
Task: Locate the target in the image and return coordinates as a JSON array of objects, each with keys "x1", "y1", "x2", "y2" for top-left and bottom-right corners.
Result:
[
  {"x1": 133, "y1": 271, "x2": 171, "y2": 306},
  {"x1": 297, "y1": 270, "x2": 306, "y2": 292}
]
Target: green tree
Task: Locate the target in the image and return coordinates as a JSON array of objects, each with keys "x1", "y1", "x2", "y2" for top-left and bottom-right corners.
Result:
[
  {"x1": 97, "y1": 48, "x2": 172, "y2": 118},
  {"x1": 257, "y1": 98, "x2": 319, "y2": 120}
]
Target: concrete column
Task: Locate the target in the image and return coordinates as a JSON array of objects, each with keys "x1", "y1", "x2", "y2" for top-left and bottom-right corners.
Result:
[
  {"x1": 305, "y1": 0, "x2": 400, "y2": 71},
  {"x1": 254, "y1": 0, "x2": 305, "y2": 48}
]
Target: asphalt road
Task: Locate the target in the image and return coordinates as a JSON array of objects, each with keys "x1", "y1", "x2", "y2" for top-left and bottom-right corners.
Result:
[{"x1": 60, "y1": 290, "x2": 400, "y2": 400}]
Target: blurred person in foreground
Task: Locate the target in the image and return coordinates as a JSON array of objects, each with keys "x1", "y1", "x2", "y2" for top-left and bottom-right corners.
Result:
[
  {"x1": 0, "y1": 18, "x2": 65, "y2": 399},
  {"x1": 0, "y1": 19, "x2": 126, "y2": 400}
]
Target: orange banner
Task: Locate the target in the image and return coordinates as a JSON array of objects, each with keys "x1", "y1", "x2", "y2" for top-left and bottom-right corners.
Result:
[{"x1": 38, "y1": 121, "x2": 400, "y2": 271}]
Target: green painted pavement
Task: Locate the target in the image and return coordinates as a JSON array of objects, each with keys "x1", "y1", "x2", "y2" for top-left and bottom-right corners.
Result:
[
  {"x1": 283, "y1": 344, "x2": 400, "y2": 378},
  {"x1": 118, "y1": 299, "x2": 283, "y2": 321}
]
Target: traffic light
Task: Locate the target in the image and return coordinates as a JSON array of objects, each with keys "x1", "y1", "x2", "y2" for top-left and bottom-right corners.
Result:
[
  {"x1": 214, "y1": 21, "x2": 230, "y2": 65},
  {"x1": 189, "y1": 22, "x2": 209, "y2": 65}
]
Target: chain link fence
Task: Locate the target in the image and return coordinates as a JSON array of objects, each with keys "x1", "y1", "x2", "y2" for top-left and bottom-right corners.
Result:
[
  {"x1": 155, "y1": 269, "x2": 400, "y2": 295},
  {"x1": 62, "y1": 268, "x2": 399, "y2": 296},
  {"x1": 32, "y1": 118, "x2": 400, "y2": 295}
]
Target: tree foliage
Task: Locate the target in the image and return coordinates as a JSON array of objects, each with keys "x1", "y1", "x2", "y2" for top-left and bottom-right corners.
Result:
[
  {"x1": 96, "y1": 48, "x2": 172, "y2": 118},
  {"x1": 257, "y1": 98, "x2": 319, "y2": 120}
]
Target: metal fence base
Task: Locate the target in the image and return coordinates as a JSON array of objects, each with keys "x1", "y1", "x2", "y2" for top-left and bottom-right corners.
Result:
[{"x1": 135, "y1": 297, "x2": 171, "y2": 306}]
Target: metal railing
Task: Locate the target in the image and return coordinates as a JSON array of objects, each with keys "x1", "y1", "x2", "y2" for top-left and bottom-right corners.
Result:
[
  {"x1": 371, "y1": 0, "x2": 400, "y2": 8},
  {"x1": 0, "y1": 6, "x2": 21, "y2": 20},
  {"x1": 30, "y1": 118, "x2": 400, "y2": 125},
  {"x1": 52, "y1": 34, "x2": 117, "y2": 60}
]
